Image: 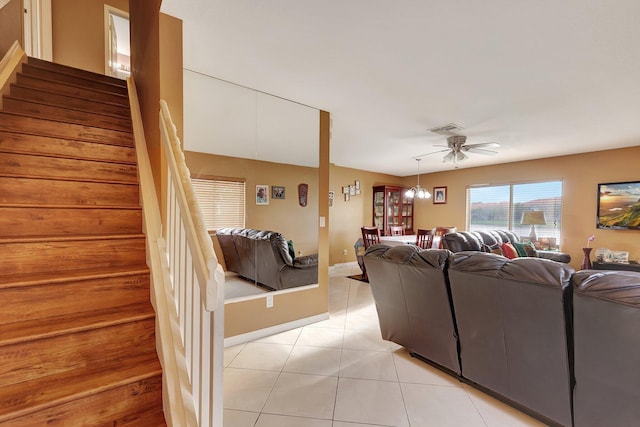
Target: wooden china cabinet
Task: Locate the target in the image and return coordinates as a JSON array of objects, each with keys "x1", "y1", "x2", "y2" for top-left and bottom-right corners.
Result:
[{"x1": 372, "y1": 185, "x2": 414, "y2": 236}]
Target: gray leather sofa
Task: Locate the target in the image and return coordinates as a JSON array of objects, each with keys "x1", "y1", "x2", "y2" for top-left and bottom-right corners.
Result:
[
  {"x1": 216, "y1": 227, "x2": 318, "y2": 290},
  {"x1": 442, "y1": 229, "x2": 571, "y2": 263},
  {"x1": 364, "y1": 245, "x2": 460, "y2": 374},
  {"x1": 572, "y1": 270, "x2": 640, "y2": 427},
  {"x1": 448, "y1": 251, "x2": 575, "y2": 426}
]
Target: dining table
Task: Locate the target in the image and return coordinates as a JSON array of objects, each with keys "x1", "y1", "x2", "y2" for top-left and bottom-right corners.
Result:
[{"x1": 379, "y1": 234, "x2": 441, "y2": 249}]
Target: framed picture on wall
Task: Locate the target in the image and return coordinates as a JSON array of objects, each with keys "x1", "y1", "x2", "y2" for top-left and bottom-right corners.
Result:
[
  {"x1": 256, "y1": 185, "x2": 269, "y2": 205},
  {"x1": 433, "y1": 186, "x2": 447, "y2": 204},
  {"x1": 272, "y1": 186, "x2": 285, "y2": 199}
]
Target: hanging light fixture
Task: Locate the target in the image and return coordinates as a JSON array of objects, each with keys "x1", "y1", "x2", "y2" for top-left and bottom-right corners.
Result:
[{"x1": 405, "y1": 158, "x2": 431, "y2": 199}]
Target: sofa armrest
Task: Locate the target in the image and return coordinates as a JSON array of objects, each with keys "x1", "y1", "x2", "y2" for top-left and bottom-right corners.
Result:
[
  {"x1": 537, "y1": 250, "x2": 571, "y2": 263},
  {"x1": 293, "y1": 254, "x2": 318, "y2": 268}
]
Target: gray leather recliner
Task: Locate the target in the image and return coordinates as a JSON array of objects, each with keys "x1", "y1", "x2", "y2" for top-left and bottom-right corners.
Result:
[
  {"x1": 572, "y1": 269, "x2": 640, "y2": 427},
  {"x1": 216, "y1": 227, "x2": 318, "y2": 290},
  {"x1": 448, "y1": 251, "x2": 575, "y2": 426},
  {"x1": 363, "y1": 244, "x2": 461, "y2": 374}
]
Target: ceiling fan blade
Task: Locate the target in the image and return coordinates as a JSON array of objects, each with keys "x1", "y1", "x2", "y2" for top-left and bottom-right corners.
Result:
[
  {"x1": 442, "y1": 151, "x2": 455, "y2": 163},
  {"x1": 465, "y1": 147, "x2": 499, "y2": 155},
  {"x1": 464, "y1": 142, "x2": 500, "y2": 149},
  {"x1": 432, "y1": 144, "x2": 449, "y2": 148},
  {"x1": 412, "y1": 148, "x2": 449, "y2": 158}
]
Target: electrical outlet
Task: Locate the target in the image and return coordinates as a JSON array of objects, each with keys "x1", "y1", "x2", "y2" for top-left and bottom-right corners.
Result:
[
  {"x1": 343, "y1": 249, "x2": 348, "y2": 255},
  {"x1": 266, "y1": 295, "x2": 274, "y2": 308}
]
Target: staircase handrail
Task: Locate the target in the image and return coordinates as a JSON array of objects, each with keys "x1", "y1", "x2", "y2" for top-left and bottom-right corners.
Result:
[
  {"x1": 128, "y1": 78, "x2": 198, "y2": 426},
  {"x1": 0, "y1": 40, "x2": 25, "y2": 103},
  {"x1": 159, "y1": 100, "x2": 221, "y2": 310}
]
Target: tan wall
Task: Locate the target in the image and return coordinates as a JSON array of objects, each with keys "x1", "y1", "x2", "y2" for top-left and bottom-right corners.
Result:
[
  {"x1": 184, "y1": 152, "x2": 319, "y2": 256},
  {"x1": 328, "y1": 165, "x2": 405, "y2": 265},
  {"x1": 51, "y1": 0, "x2": 128, "y2": 73},
  {"x1": 395, "y1": 145, "x2": 640, "y2": 270},
  {"x1": 0, "y1": 0, "x2": 23, "y2": 56},
  {"x1": 212, "y1": 111, "x2": 330, "y2": 338}
]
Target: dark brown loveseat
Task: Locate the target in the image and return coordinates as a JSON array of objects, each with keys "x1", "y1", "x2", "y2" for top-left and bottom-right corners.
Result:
[
  {"x1": 442, "y1": 229, "x2": 571, "y2": 263},
  {"x1": 216, "y1": 228, "x2": 318, "y2": 291}
]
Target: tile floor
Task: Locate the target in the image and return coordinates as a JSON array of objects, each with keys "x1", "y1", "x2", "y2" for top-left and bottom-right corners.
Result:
[{"x1": 223, "y1": 263, "x2": 548, "y2": 427}]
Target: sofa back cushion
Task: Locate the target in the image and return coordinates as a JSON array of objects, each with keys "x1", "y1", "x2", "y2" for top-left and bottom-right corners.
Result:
[{"x1": 364, "y1": 245, "x2": 461, "y2": 374}]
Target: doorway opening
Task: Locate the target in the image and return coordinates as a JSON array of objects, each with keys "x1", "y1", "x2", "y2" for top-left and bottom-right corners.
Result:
[{"x1": 104, "y1": 5, "x2": 130, "y2": 79}]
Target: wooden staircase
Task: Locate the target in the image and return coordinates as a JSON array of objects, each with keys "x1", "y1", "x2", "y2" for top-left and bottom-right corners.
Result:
[{"x1": 0, "y1": 57, "x2": 166, "y2": 425}]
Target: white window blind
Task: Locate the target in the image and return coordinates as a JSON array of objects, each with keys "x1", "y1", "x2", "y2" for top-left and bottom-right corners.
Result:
[
  {"x1": 468, "y1": 180, "x2": 563, "y2": 249},
  {"x1": 191, "y1": 177, "x2": 246, "y2": 230}
]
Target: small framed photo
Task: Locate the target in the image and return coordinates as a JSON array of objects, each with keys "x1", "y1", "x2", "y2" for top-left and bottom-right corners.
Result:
[
  {"x1": 329, "y1": 191, "x2": 335, "y2": 207},
  {"x1": 272, "y1": 186, "x2": 285, "y2": 199},
  {"x1": 256, "y1": 185, "x2": 269, "y2": 205},
  {"x1": 344, "y1": 192, "x2": 350, "y2": 202},
  {"x1": 342, "y1": 186, "x2": 350, "y2": 194},
  {"x1": 433, "y1": 186, "x2": 447, "y2": 204},
  {"x1": 355, "y1": 180, "x2": 360, "y2": 190},
  {"x1": 349, "y1": 185, "x2": 356, "y2": 196}
]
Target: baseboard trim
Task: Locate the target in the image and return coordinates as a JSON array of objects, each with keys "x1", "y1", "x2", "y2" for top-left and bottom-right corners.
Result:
[
  {"x1": 331, "y1": 261, "x2": 358, "y2": 269},
  {"x1": 223, "y1": 312, "x2": 330, "y2": 347}
]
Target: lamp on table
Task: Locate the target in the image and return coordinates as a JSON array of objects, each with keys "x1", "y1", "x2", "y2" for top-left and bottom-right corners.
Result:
[{"x1": 521, "y1": 210, "x2": 546, "y2": 242}]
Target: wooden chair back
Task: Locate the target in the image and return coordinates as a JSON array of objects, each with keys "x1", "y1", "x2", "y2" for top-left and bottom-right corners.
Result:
[
  {"x1": 434, "y1": 226, "x2": 457, "y2": 248},
  {"x1": 361, "y1": 226, "x2": 381, "y2": 249},
  {"x1": 389, "y1": 225, "x2": 404, "y2": 236},
  {"x1": 415, "y1": 228, "x2": 435, "y2": 249}
]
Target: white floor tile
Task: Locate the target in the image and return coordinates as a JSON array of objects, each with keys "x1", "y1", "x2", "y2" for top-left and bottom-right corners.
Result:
[
  {"x1": 334, "y1": 378, "x2": 409, "y2": 427},
  {"x1": 254, "y1": 327, "x2": 302, "y2": 345},
  {"x1": 284, "y1": 345, "x2": 342, "y2": 376},
  {"x1": 464, "y1": 385, "x2": 547, "y2": 427},
  {"x1": 297, "y1": 326, "x2": 345, "y2": 348},
  {"x1": 339, "y1": 349, "x2": 398, "y2": 381},
  {"x1": 262, "y1": 372, "x2": 338, "y2": 419},
  {"x1": 308, "y1": 310, "x2": 347, "y2": 329},
  {"x1": 223, "y1": 409, "x2": 259, "y2": 427},
  {"x1": 393, "y1": 349, "x2": 462, "y2": 387},
  {"x1": 401, "y1": 382, "x2": 486, "y2": 427},
  {"x1": 255, "y1": 413, "x2": 333, "y2": 427},
  {"x1": 332, "y1": 422, "x2": 382, "y2": 427},
  {"x1": 223, "y1": 368, "x2": 279, "y2": 412},
  {"x1": 342, "y1": 328, "x2": 392, "y2": 351},
  {"x1": 224, "y1": 343, "x2": 245, "y2": 367},
  {"x1": 228, "y1": 342, "x2": 293, "y2": 371}
]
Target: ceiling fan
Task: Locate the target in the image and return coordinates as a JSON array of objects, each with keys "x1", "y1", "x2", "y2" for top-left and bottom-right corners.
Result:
[{"x1": 415, "y1": 135, "x2": 501, "y2": 164}]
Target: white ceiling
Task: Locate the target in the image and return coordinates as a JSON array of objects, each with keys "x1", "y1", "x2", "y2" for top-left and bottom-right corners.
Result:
[{"x1": 160, "y1": 0, "x2": 640, "y2": 176}]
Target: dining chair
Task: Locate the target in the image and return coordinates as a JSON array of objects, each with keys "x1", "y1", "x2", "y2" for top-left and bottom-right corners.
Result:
[
  {"x1": 361, "y1": 226, "x2": 381, "y2": 249},
  {"x1": 434, "y1": 226, "x2": 457, "y2": 249},
  {"x1": 415, "y1": 228, "x2": 435, "y2": 249},
  {"x1": 389, "y1": 225, "x2": 404, "y2": 236}
]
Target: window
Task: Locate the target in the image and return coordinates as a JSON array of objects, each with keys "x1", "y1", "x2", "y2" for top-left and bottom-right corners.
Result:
[
  {"x1": 191, "y1": 177, "x2": 246, "y2": 230},
  {"x1": 467, "y1": 180, "x2": 563, "y2": 249}
]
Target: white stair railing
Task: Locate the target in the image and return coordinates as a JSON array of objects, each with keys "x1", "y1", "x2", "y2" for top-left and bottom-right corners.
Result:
[{"x1": 128, "y1": 77, "x2": 225, "y2": 426}]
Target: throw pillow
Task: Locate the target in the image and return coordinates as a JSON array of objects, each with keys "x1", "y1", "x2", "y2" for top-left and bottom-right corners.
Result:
[
  {"x1": 500, "y1": 242, "x2": 519, "y2": 259},
  {"x1": 513, "y1": 242, "x2": 538, "y2": 257},
  {"x1": 287, "y1": 240, "x2": 296, "y2": 259}
]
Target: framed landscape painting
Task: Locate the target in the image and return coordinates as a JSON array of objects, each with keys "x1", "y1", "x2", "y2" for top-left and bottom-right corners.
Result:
[{"x1": 597, "y1": 181, "x2": 640, "y2": 229}]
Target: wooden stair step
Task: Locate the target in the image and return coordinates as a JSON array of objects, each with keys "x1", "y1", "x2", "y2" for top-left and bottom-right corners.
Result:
[
  {"x1": 0, "y1": 352, "x2": 161, "y2": 424},
  {"x1": 0, "y1": 152, "x2": 138, "y2": 184},
  {"x1": 0, "y1": 176, "x2": 139, "y2": 206},
  {"x1": 20, "y1": 63, "x2": 129, "y2": 96},
  {"x1": 0, "y1": 311, "x2": 156, "y2": 386},
  {"x1": 0, "y1": 301, "x2": 155, "y2": 347},
  {"x1": 0, "y1": 234, "x2": 147, "y2": 276},
  {"x1": 0, "y1": 130, "x2": 136, "y2": 165},
  {"x1": 0, "y1": 270, "x2": 150, "y2": 324},
  {"x1": 9, "y1": 84, "x2": 131, "y2": 118},
  {"x1": 0, "y1": 264, "x2": 149, "y2": 289},
  {"x1": 0, "y1": 205, "x2": 142, "y2": 237},
  {"x1": 6, "y1": 376, "x2": 165, "y2": 427},
  {"x1": 27, "y1": 56, "x2": 127, "y2": 88},
  {"x1": 15, "y1": 73, "x2": 129, "y2": 106},
  {"x1": 2, "y1": 96, "x2": 132, "y2": 132},
  {"x1": 0, "y1": 112, "x2": 133, "y2": 147}
]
